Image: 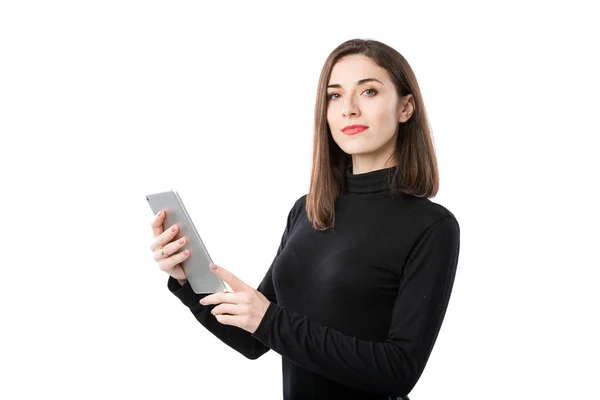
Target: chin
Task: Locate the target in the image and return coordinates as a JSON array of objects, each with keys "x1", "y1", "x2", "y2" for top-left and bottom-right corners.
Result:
[
  {"x1": 336, "y1": 142, "x2": 380, "y2": 156},
  {"x1": 334, "y1": 131, "x2": 397, "y2": 157}
]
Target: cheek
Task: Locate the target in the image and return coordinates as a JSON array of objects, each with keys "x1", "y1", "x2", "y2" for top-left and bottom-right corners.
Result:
[
  {"x1": 326, "y1": 107, "x2": 337, "y2": 126},
  {"x1": 373, "y1": 105, "x2": 399, "y2": 128}
]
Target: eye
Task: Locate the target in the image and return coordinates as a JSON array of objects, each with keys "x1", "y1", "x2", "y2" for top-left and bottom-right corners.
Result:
[{"x1": 327, "y1": 89, "x2": 377, "y2": 101}]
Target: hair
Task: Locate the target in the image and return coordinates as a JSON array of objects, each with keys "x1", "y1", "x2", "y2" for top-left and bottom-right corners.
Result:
[{"x1": 305, "y1": 38, "x2": 439, "y2": 231}]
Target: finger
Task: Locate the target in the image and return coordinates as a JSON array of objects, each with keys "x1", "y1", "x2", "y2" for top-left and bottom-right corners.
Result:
[
  {"x1": 200, "y1": 291, "x2": 238, "y2": 306},
  {"x1": 150, "y1": 223, "x2": 179, "y2": 252},
  {"x1": 158, "y1": 248, "x2": 191, "y2": 274},
  {"x1": 211, "y1": 303, "x2": 242, "y2": 316},
  {"x1": 151, "y1": 210, "x2": 166, "y2": 238},
  {"x1": 153, "y1": 244, "x2": 170, "y2": 261},
  {"x1": 153, "y1": 236, "x2": 187, "y2": 261},
  {"x1": 209, "y1": 264, "x2": 246, "y2": 292}
]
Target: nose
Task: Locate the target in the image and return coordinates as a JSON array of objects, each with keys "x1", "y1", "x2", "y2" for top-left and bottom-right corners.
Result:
[{"x1": 341, "y1": 96, "x2": 360, "y2": 118}]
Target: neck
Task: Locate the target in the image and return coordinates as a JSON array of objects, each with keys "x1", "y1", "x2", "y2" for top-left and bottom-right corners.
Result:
[{"x1": 350, "y1": 141, "x2": 398, "y2": 174}]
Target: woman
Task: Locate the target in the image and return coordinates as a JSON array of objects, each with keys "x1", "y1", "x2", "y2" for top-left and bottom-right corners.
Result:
[{"x1": 149, "y1": 38, "x2": 460, "y2": 400}]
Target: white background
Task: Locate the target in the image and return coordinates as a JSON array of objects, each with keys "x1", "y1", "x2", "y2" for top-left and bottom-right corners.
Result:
[{"x1": 1, "y1": 1, "x2": 598, "y2": 399}]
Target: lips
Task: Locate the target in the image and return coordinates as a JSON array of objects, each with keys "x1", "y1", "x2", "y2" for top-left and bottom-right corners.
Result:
[{"x1": 342, "y1": 125, "x2": 368, "y2": 135}]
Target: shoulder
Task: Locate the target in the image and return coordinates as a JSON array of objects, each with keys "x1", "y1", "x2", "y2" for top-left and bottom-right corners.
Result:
[
  {"x1": 399, "y1": 194, "x2": 460, "y2": 232},
  {"x1": 284, "y1": 193, "x2": 308, "y2": 225},
  {"x1": 294, "y1": 193, "x2": 308, "y2": 209}
]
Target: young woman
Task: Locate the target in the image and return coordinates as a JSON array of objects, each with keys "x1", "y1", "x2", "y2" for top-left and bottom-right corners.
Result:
[{"x1": 149, "y1": 38, "x2": 460, "y2": 400}]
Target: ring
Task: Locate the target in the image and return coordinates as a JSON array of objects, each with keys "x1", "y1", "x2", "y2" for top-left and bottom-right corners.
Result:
[{"x1": 159, "y1": 246, "x2": 166, "y2": 257}]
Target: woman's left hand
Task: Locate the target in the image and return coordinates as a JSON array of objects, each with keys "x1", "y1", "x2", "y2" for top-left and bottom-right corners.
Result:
[{"x1": 199, "y1": 263, "x2": 271, "y2": 334}]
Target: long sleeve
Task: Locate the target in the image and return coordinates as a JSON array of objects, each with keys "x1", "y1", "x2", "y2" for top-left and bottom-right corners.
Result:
[
  {"x1": 250, "y1": 215, "x2": 460, "y2": 396},
  {"x1": 167, "y1": 198, "x2": 302, "y2": 360}
]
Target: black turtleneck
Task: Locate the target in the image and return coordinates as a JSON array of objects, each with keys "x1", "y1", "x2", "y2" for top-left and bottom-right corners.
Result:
[{"x1": 167, "y1": 166, "x2": 460, "y2": 400}]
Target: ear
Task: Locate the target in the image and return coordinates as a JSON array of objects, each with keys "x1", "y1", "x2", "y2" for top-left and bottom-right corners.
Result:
[{"x1": 397, "y1": 94, "x2": 415, "y2": 123}]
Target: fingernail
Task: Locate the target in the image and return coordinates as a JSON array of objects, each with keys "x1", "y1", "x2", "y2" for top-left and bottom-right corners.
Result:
[
  {"x1": 178, "y1": 238, "x2": 185, "y2": 244},
  {"x1": 171, "y1": 225, "x2": 177, "y2": 232},
  {"x1": 210, "y1": 264, "x2": 217, "y2": 270},
  {"x1": 156, "y1": 210, "x2": 162, "y2": 217}
]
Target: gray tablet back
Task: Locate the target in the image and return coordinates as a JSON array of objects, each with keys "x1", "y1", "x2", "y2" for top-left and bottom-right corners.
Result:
[{"x1": 146, "y1": 189, "x2": 227, "y2": 294}]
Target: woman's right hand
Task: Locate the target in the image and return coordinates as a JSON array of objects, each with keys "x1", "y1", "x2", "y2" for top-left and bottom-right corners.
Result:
[{"x1": 150, "y1": 210, "x2": 191, "y2": 286}]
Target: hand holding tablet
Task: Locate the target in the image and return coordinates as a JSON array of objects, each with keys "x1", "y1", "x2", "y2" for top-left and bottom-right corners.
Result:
[
  {"x1": 149, "y1": 209, "x2": 189, "y2": 285},
  {"x1": 146, "y1": 189, "x2": 228, "y2": 294}
]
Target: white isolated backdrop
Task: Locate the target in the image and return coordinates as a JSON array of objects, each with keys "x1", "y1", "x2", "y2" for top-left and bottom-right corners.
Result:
[{"x1": 1, "y1": 1, "x2": 598, "y2": 399}]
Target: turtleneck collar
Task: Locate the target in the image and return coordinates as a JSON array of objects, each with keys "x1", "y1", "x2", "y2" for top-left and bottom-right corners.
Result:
[{"x1": 344, "y1": 164, "x2": 397, "y2": 196}]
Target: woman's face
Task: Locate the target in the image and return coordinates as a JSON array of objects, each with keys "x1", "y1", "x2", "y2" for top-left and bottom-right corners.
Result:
[{"x1": 326, "y1": 54, "x2": 413, "y2": 173}]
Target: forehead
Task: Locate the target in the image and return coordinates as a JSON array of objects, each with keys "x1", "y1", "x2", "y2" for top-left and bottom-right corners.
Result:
[{"x1": 328, "y1": 54, "x2": 390, "y2": 84}]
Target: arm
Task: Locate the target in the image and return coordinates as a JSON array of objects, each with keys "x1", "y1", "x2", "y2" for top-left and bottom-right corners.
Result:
[
  {"x1": 167, "y1": 198, "x2": 302, "y2": 360},
  {"x1": 250, "y1": 216, "x2": 460, "y2": 396},
  {"x1": 166, "y1": 265, "x2": 274, "y2": 359}
]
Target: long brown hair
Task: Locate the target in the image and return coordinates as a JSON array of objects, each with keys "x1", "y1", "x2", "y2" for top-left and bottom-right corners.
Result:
[{"x1": 306, "y1": 38, "x2": 439, "y2": 231}]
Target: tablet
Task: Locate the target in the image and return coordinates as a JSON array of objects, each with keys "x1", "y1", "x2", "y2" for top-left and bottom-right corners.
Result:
[{"x1": 146, "y1": 188, "x2": 227, "y2": 294}]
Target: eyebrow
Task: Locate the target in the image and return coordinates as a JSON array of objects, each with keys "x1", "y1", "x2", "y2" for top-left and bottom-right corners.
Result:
[{"x1": 327, "y1": 78, "x2": 384, "y2": 89}]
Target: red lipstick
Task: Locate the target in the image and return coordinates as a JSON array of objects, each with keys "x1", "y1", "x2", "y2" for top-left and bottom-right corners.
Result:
[{"x1": 342, "y1": 124, "x2": 368, "y2": 135}]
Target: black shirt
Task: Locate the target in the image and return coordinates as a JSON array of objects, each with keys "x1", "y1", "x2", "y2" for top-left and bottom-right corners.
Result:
[{"x1": 167, "y1": 165, "x2": 460, "y2": 399}]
